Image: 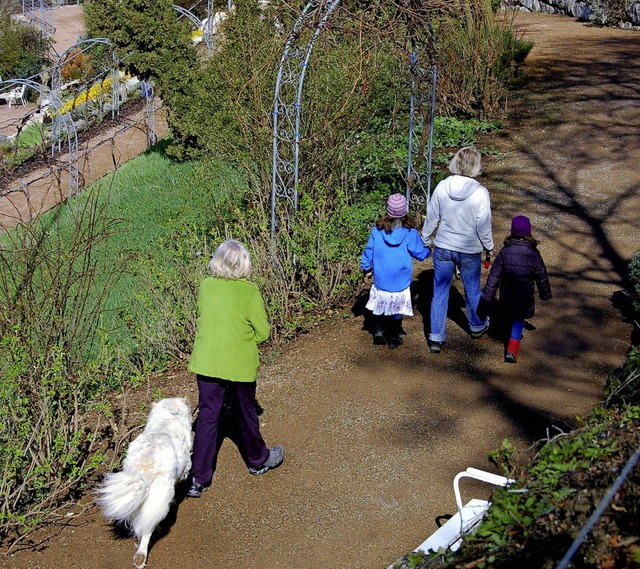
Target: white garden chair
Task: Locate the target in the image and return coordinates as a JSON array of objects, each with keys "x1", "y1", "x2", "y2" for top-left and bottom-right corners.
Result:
[
  {"x1": 413, "y1": 467, "x2": 515, "y2": 555},
  {"x1": 0, "y1": 83, "x2": 27, "y2": 108}
]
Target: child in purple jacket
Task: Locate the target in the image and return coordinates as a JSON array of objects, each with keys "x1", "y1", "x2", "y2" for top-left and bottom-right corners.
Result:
[
  {"x1": 361, "y1": 193, "x2": 430, "y2": 349},
  {"x1": 480, "y1": 216, "x2": 552, "y2": 363}
]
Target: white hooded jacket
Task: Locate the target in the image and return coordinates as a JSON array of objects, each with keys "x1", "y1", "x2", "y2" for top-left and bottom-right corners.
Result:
[{"x1": 421, "y1": 175, "x2": 494, "y2": 254}]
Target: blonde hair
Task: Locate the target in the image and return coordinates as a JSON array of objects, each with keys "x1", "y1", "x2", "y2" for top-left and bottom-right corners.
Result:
[
  {"x1": 448, "y1": 146, "x2": 482, "y2": 177},
  {"x1": 208, "y1": 239, "x2": 252, "y2": 279}
]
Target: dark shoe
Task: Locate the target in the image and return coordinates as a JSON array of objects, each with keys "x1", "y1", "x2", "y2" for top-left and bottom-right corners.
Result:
[
  {"x1": 505, "y1": 352, "x2": 517, "y2": 363},
  {"x1": 249, "y1": 445, "x2": 284, "y2": 476},
  {"x1": 387, "y1": 336, "x2": 404, "y2": 349},
  {"x1": 187, "y1": 479, "x2": 208, "y2": 498},
  {"x1": 428, "y1": 340, "x2": 444, "y2": 354},
  {"x1": 470, "y1": 321, "x2": 490, "y2": 339},
  {"x1": 373, "y1": 329, "x2": 386, "y2": 345}
]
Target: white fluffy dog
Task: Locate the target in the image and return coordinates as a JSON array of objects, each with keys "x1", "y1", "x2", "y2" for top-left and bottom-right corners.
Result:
[{"x1": 96, "y1": 398, "x2": 192, "y2": 568}]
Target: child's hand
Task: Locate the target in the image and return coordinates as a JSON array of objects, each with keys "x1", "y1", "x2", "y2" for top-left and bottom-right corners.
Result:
[
  {"x1": 476, "y1": 298, "x2": 490, "y2": 320},
  {"x1": 363, "y1": 269, "x2": 373, "y2": 279}
]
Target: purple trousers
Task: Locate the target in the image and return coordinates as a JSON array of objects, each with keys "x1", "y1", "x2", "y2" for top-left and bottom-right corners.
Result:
[{"x1": 191, "y1": 375, "x2": 270, "y2": 486}]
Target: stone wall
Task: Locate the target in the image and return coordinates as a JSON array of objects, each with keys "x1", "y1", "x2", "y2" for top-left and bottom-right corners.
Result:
[{"x1": 509, "y1": 0, "x2": 640, "y2": 27}]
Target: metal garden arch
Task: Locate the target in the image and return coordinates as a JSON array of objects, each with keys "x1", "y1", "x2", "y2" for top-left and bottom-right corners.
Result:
[
  {"x1": 406, "y1": 22, "x2": 438, "y2": 213},
  {"x1": 0, "y1": 78, "x2": 79, "y2": 198},
  {"x1": 4, "y1": 38, "x2": 124, "y2": 199},
  {"x1": 270, "y1": 0, "x2": 438, "y2": 239},
  {"x1": 50, "y1": 38, "x2": 121, "y2": 155}
]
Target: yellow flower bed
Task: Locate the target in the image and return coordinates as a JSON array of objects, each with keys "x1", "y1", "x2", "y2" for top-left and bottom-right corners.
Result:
[{"x1": 59, "y1": 77, "x2": 113, "y2": 115}]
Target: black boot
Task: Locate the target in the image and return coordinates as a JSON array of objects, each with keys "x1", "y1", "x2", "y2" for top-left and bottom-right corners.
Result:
[
  {"x1": 386, "y1": 317, "x2": 404, "y2": 349},
  {"x1": 372, "y1": 315, "x2": 386, "y2": 345}
]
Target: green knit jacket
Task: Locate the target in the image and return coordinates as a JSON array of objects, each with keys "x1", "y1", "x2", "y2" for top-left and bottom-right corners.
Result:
[{"x1": 188, "y1": 277, "x2": 270, "y2": 382}]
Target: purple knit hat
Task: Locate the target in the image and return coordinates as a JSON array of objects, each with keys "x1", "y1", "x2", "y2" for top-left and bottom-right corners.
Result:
[
  {"x1": 387, "y1": 193, "x2": 408, "y2": 218},
  {"x1": 511, "y1": 215, "x2": 532, "y2": 238}
]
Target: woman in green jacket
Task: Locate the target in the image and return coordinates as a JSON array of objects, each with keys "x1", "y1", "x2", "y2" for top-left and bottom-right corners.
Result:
[{"x1": 187, "y1": 240, "x2": 284, "y2": 498}]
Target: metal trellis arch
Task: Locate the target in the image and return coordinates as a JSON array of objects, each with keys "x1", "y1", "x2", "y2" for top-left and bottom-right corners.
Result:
[
  {"x1": 173, "y1": 3, "x2": 214, "y2": 54},
  {"x1": 270, "y1": 0, "x2": 342, "y2": 240},
  {"x1": 50, "y1": 38, "x2": 120, "y2": 156},
  {"x1": 173, "y1": 4, "x2": 205, "y2": 30},
  {"x1": 406, "y1": 23, "x2": 438, "y2": 212},
  {"x1": 0, "y1": 78, "x2": 79, "y2": 198},
  {"x1": 271, "y1": 1, "x2": 438, "y2": 240}
]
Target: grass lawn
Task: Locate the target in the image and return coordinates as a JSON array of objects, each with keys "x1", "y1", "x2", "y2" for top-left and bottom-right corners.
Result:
[{"x1": 24, "y1": 140, "x2": 248, "y2": 361}]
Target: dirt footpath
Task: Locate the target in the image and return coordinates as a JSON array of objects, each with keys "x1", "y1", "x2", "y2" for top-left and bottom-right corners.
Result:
[{"x1": 2, "y1": 12, "x2": 640, "y2": 569}]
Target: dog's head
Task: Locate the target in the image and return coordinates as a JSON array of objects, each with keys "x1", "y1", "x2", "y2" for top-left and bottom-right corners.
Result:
[{"x1": 152, "y1": 397, "x2": 191, "y2": 420}]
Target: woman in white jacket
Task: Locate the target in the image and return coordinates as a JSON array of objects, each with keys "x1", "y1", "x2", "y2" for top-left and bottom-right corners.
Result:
[{"x1": 421, "y1": 146, "x2": 494, "y2": 353}]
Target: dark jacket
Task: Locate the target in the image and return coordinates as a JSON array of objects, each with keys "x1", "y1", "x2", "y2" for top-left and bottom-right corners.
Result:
[{"x1": 481, "y1": 238, "x2": 552, "y2": 319}]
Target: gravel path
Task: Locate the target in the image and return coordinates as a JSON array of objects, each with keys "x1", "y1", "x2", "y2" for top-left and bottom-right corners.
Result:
[{"x1": 2, "y1": 11, "x2": 639, "y2": 569}]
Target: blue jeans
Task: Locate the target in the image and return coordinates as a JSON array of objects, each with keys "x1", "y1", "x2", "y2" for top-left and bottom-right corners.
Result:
[{"x1": 430, "y1": 247, "x2": 488, "y2": 343}]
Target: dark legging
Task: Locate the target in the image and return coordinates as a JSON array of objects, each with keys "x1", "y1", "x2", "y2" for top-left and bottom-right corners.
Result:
[
  {"x1": 511, "y1": 319, "x2": 525, "y2": 341},
  {"x1": 191, "y1": 375, "x2": 270, "y2": 486}
]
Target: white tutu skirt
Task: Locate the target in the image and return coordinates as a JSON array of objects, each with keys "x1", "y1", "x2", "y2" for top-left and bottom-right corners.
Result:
[{"x1": 365, "y1": 284, "x2": 414, "y2": 317}]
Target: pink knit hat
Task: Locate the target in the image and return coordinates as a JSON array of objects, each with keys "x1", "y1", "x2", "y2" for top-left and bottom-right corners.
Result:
[{"x1": 387, "y1": 193, "x2": 408, "y2": 218}]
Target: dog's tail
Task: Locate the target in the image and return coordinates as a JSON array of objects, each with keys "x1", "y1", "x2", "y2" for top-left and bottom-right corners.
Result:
[
  {"x1": 129, "y1": 476, "x2": 175, "y2": 540},
  {"x1": 96, "y1": 470, "x2": 150, "y2": 523}
]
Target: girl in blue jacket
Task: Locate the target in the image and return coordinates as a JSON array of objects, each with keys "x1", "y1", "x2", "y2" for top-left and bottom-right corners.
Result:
[{"x1": 361, "y1": 193, "x2": 430, "y2": 349}]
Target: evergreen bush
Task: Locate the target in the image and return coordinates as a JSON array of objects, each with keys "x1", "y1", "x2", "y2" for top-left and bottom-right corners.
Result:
[
  {"x1": 84, "y1": 0, "x2": 197, "y2": 94},
  {"x1": 0, "y1": 9, "x2": 48, "y2": 84}
]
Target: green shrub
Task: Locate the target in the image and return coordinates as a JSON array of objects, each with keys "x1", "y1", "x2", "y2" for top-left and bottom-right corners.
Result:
[
  {"x1": 0, "y1": 9, "x2": 48, "y2": 86},
  {"x1": 605, "y1": 346, "x2": 640, "y2": 406},
  {"x1": 0, "y1": 191, "x2": 125, "y2": 543},
  {"x1": 433, "y1": 116, "x2": 502, "y2": 149},
  {"x1": 9, "y1": 53, "x2": 48, "y2": 84},
  {"x1": 434, "y1": 4, "x2": 533, "y2": 118},
  {"x1": 84, "y1": 0, "x2": 197, "y2": 92}
]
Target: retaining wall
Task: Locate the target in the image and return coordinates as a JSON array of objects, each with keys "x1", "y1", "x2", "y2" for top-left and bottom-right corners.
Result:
[{"x1": 509, "y1": 0, "x2": 640, "y2": 27}]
